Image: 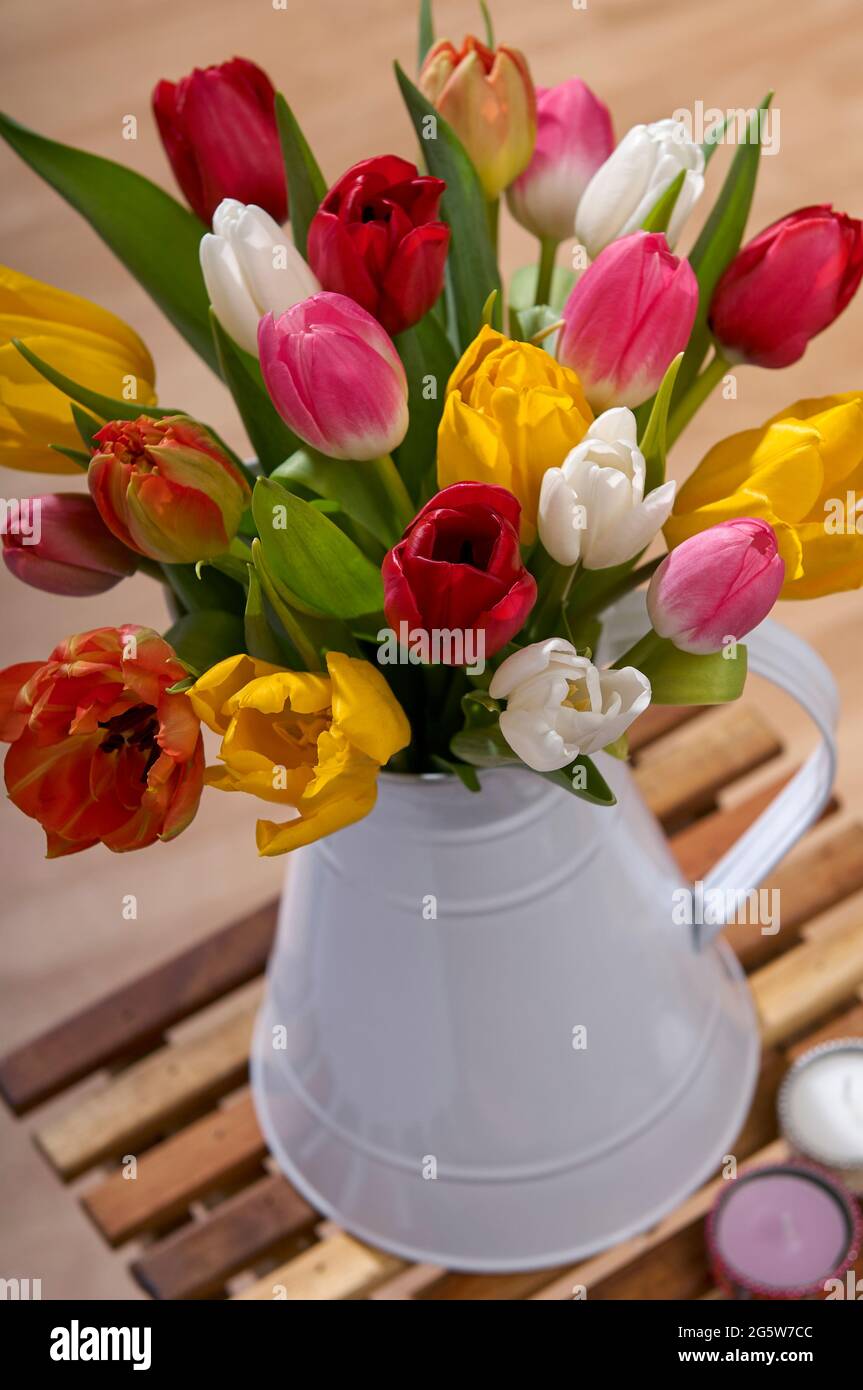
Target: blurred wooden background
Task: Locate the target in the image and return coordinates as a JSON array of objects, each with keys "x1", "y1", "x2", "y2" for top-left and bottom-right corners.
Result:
[{"x1": 1, "y1": 0, "x2": 861, "y2": 1297}]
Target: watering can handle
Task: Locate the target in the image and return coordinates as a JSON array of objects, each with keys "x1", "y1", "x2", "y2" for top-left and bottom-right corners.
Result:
[{"x1": 695, "y1": 618, "x2": 839, "y2": 952}]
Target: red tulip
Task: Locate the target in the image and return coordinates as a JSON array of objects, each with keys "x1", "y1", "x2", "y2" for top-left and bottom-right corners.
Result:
[
  {"x1": 307, "y1": 156, "x2": 450, "y2": 336},
  {"x1": 382, "y1": 482, "x2": 537, "y2": 661},
  {"x1": 0, "y1": 626, "x2": 204, "y2": 857},
  {"x1": 153, "y1": 58, "x2": 287, "y2": 225},
  {"x1": 710, "y1": 205, "x2": 863, "y2": 368},
  {"x1": 2, "y1": 493, "x2": 137, "y2": 596}
]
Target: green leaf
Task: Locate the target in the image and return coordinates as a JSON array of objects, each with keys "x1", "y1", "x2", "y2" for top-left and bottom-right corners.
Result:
[
  {"x1": 479, "y1": 0, "x2": 495, "y2": 47},
  {"x1": 450, "y1": 690, "x2": 517, "y2": 767},
  {"x1": 12, "y1": 339, "x2": 174, "y2": 421},
  {"x1": 271, "y1": 449, "x2": 399, "y2": 548},
  {"x1": 511, "y1": 304, "x2": 561, "y2": 345},
  {"x1": 638, "y1": 638, "x2": 748, "y2": 704},
  {"x1": 541, "y1": 756, "x2": 617, "y2": 806},
  {"x1": 275, "y1": 95, "x2": 327, "y2": 260},
  {"x1": 394, "y1": 310, "x2": 456, "y2": 498},
  {"x1": 702, "y1": 112, "x2": 732, "y2": 165},
  {"x1": 640, "y1": 168, "x2": 685, "y2": 234},
  {"x1": 161, "y1": 562, "x2": 245, "y2": 616},
  {"x1": 49, "y1": 445, "x2": 89, "y2": 469},
  {"x1": 244, "y1": 565, "x2": 288, "y2": 664},
  {"x1": 252, "y1": 539, "x2": 361, "y2": 668},
  {"x1": 638, "y1": 352, "x2": 683, "y2": 492},
  {"x1": 430, "y1": 754, "x2": 482, "y2": 792},
  {"x1": 70, "y1": 403, "x2": 103, "y2": 451},
  {"x1": 674, "y1": 93, "x2": 773, "y2": 401},
  {"x1": 163, "y1": 611, "x2": 246, "y2": 674},
  {"x1": 0, "y1": 110, "x2": 216, "y2": 372},
  {"x1": 210, "y1": 312, "x2": 300, "y2": 474},
  {"x1": 418, "y1": 0, "x2": 435, "y2": 69},
  {"x1": 252, "y1": 477, "x2": 384, "y2": 619},
  {"x1": 509, "y1": 263, "x2": 575, "y2": 315},
  {"x1": 395, "y1": 63, "x2": 501, "y2": 349}
]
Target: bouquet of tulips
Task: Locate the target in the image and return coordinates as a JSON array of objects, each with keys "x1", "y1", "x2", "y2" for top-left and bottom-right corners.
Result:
[{"x1": 1, "y1": 3, "x2": 861, "y2": 860}]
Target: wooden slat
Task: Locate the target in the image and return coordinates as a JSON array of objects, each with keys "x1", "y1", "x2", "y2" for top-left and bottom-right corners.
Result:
[
  {"x1": 83, "y1": 1091, "x2": 266, "y2": 1246},
  {"x1": 628, "y1": 704, "x2": 706, "y2": 754},
  {"x1": 233, "y1": 1232, "x2": 402, "y2": 1300},
  {"x1": 751, "y1": 915, "x2": 863, "y2": 1047},
  {"x1": 732, "y1": 1048, "x2": 786, "y2": 1159},
  {"x1": 785, "y1": 996, "x2": 863, "y2": 1060},
  {"x1": 0, "y1": 900, "x2": 276, "y2": 1115},
  {"x1": 35, "y1": 989, "x2": 260, "y2": 1179},
  {"x1": 722, "y1": 823, "x2": 863, "y2": 971},
  {"x1": 634, "y1": 706, "x2": 782, "y2": 828},
  {"x1": 132, "y1": 1174, "x2": 316, "y2": 1300}
]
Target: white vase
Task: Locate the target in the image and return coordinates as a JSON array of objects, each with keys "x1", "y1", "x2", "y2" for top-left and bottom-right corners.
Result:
[{"x1": 251, "y1": 619, "x2": 837, "y2": 1271}]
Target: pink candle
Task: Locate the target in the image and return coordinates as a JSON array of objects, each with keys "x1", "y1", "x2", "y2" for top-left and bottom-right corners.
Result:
[{"x1": 707, "y1": 1163, "x2": 861, "y2": 1298}]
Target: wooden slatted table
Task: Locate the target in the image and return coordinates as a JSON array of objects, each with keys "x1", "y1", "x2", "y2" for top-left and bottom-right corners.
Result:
[{"x1": 3, "y1": 701, "x2": 863, "y2": 1301}]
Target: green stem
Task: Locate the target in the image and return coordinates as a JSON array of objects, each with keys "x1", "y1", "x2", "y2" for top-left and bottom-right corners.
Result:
[
  {"x1": 535, "y1": 237, "x2": 559, "y2": 308},
  {"x1": 529, "y1": 561, "x2": 579, "y2": 640},
  {"x1": 576, "y1": 555, "x2": 664, "y2": 621},
  {"x1": 251, "y1": 540, "x2": 322, "y2": 672},
  {"x1": 667, "y1": 351, "x2": 729, "y2": 447},
  {"x1": 369, "y1": 454, "x2": 416, "y2": 535},
  {"x1": 613, "y1": 629, "x2": 664, "y2": 671},
  {"x1": 485, "y1": 198, "x2": 500, "y2": 257},
  {"x1": 137, "y1": 557, "x2": 164, "y2": 581}
]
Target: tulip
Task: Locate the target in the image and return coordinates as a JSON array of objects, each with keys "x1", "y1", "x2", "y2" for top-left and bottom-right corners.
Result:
[
  {"x1": 188, "y1": 650, "x2": 410, "y2": 855},
  {"x1": 489, "y1": 638, "x2": 651, "y2": 772},
  {"x1": 88, "y1": 415, "x2": 251, "y2": 565},
  {"x1": 709, "y1": 205, "x2": 863, "y2": 369},
  {"x1": 307, "y1": 156, "x2": 450, "y2": 337},
  {"x1": 382, "y1": 482, "x2": 537, "y2": 660},
  {"x1": 0, "y1": 265, "x2": 157, "y2": 474},
  {"x1": 419, "y1": 36, "x2": 536, "y2": 200},
  {"x1": 0, "y1": 626, "x2": 204, "y2": 857},
  {"x1": 664, "y1": 393, "x2": 863, "y2": 599},
  {"x1": 200, "y1": 199, "x2": 320, "y2": 355},
  {"x1": 258, "y1": 292, "x2": 409, "y2": 460},
  {"x1": 575, "y1": 118, "x2": 705, "y2": 259},
  {"x1": 648, "y1": 518, "x2": 784, "y2": 654},
  {"x1": 506, "y1": 79, "x2": 615, "y2": 243},
  {"x1": 2, "y1": 492, "x2": 137, "y2": 596},
  {"x1": 557, "y1": 232, "x2": 698, "y2": 411},
  {"x1": 538, "y1": 407, "x2": 676, "y2": 569},
  {"x1": 153, "y1": 58, "x2": 287, "y2": 225},
  {"x1": 437, "y1": 325, "x2": 593, "y2": 542}
]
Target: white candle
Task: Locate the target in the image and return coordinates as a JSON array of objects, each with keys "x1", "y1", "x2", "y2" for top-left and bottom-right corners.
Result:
[{"x1": 780, "y1": 1040, "x2": 863, "y2": 1191}]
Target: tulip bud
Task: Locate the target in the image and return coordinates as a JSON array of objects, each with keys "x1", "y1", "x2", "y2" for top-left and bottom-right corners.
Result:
[
  {"x1": 558, "y1": 231, "x2": 698, "y2": 410},
  {"x1": 419, "y1": 36, "x2": 536, "y2": 200},
  {"x1": 88, "y1": 416, "x2": 251, "y2": 565},
  {"x1": 539, "y1": 408, "x2": 676, "y2": 569},
  {"x1": 2, "y1": 493, "x2": 137, "y2": 596},
  {"x1": 575, "y1": 118, "x2": 705, "y2": 259},
  {"x1": 709, "y1": 205, "x2": 863, "y2": 369},
  {"x1": 489, "y1": 638, "x2": 651, "y2": 772},
  {"x1": 153, "y1": 58, "x2": 287, "y2": 225},
  {"x1": 200, "y1": 199, "x2": 320, "y2": 356},
  {"x1": 307, "y1": 156, "x2": 450, "y2": 336},
  {"x1": 647, "y1": 519, "x2": 785, "y2": 654},
  {"x1": 382, "y1": 483, "x2": 537, "y2": 660},
  {"x1": 258, "y1": 292, "x2": 409, "y2": 460},
  {"x1": 506, "y1": 79, "x2": 614, "y2": 244}
]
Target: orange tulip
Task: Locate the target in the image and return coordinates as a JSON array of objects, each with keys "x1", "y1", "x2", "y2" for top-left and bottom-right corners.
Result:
[
  {"x1": 419, "y1": 36, "x2": 536, "y2": 200},
  {"x1": 0, "y1": 626, "x2": 204, "y2": 857}
]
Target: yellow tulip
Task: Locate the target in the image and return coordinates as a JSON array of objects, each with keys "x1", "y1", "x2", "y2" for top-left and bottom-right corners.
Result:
[
  {"x1": 665, "y1": 393, "x2": 863, "y2": 599},
  {"x1": 188, "y1": 650, "x2": 411, "y2": 855},
  {"x1": 437, "y1": 325, "x2": 593, "y2": 542},
  {"x1": 0, "y1": 265, "x2": 157, "y2": 474}
]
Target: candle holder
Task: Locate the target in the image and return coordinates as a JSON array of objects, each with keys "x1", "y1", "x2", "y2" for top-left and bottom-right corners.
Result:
[
  {"x1": 779, "y1": 1039, "x2": 863, "y2": 1193},
  {"x1": 706, "y1": 1161, "x2": 861, "y2": 1299}
]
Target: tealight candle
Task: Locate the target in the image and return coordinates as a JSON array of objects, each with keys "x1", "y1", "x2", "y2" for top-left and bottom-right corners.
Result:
[
  {"x1": 779, "y1": 1039, "x2": 863, "y2": 1192},
  {"x1": 706, "y1": 1163, "x2": 861, "y2": 1299}
]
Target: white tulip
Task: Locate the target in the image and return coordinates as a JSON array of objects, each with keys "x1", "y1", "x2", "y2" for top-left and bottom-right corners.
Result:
[
  {"x1": 489, "y1": 638, "x2": 651, "y2": 772},
  {"x1": 200, "y1": 199, "x2": 320, "y2": 355},
  {"x1": 538, "y1": 407, "x2": 676, "y2": 570},
  {"x1": 575, "y1": 119, "x2": 705, "y2": 258}
]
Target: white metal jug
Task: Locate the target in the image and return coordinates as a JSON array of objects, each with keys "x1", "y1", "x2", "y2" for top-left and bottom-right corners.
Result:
[{"x1": 251, "y1": 617, "x2": 837, "y2": 1271}]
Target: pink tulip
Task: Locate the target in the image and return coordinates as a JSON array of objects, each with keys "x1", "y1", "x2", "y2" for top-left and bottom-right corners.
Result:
[
  {"x1": 647, "y1": 519, "x2": 784, "y2": 654},
  {"x1": 506, "y1": 79, "x2": 614, "y2": 243},
  {"x1": 557, "y1": 231, "x2": 698, "y2": 410},
  {"x1": 2, "y1": 493, "x2": 137, "y2": 596},
  {"x1": 258, "y1": 292, "x2": 409, "y2": 460},
  {"x1": 710, "y1": 205, "x2": 863, "y2": 369}
]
